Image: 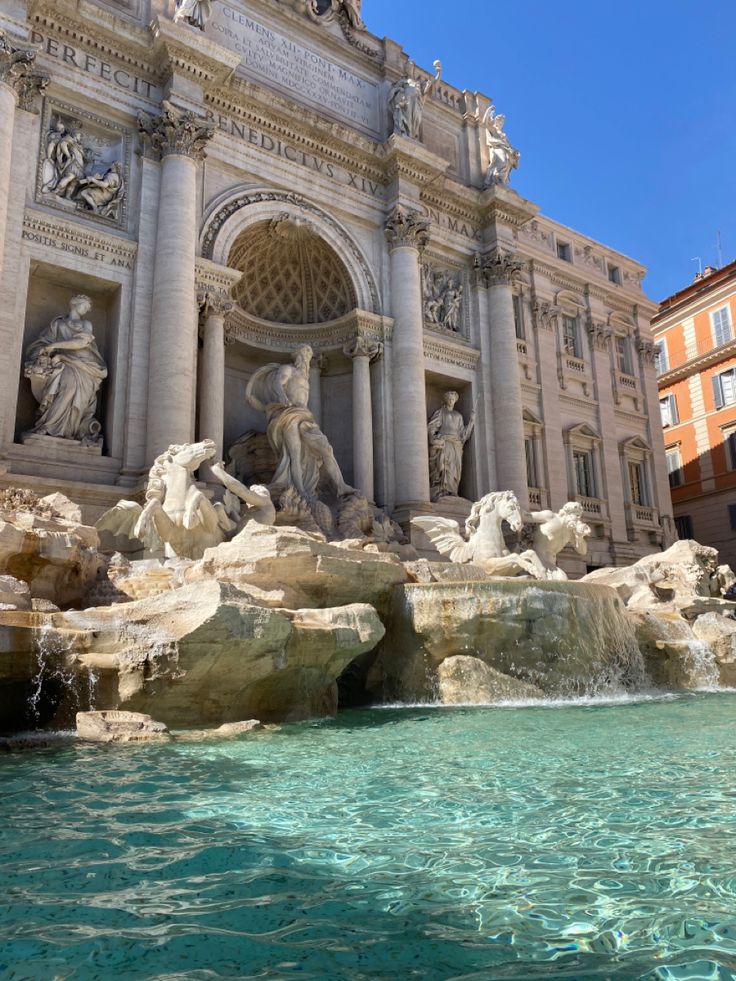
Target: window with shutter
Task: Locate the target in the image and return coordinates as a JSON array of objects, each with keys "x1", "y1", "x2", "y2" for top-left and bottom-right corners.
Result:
[
  {"x1": 654, "y1": 340, "x2": 668, "y2": 375},
  {"x1": 660, "y1": 394, "x2": 678, "y2": 427},
  {"x1": 715, "y1": 368, "x2": 736, "y2": 407},
  {"x1": 712, "y1": 307, "x2": 733, "y2": 347},
  {"x1": 666, "y1": 448, "x2": 683, "y2": 487}
]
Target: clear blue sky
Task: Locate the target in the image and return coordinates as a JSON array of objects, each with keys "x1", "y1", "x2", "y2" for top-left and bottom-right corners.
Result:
[{"x1": 364, "y1": 0, "x2": 736, "y2": 302}]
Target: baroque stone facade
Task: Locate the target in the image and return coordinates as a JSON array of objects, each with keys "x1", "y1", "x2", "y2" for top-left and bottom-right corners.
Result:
[{"x1": 0, "y1": 0, "x2": 672, "y2": 573}]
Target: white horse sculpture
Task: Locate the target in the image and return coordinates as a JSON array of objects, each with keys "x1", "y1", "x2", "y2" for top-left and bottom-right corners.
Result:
[
  {"x1": 412, "y1": 490, "x2": 538, "y2": 577},
  {"x1": 97, "y1": 439, "x2": 275, "y2": 560}
]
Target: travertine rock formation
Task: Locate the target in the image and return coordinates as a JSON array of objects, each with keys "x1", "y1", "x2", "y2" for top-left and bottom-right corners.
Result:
[
  {"x1": 437, "y1": 656, "x2": 545, "y2": 705},
  {"x1": 76, "y1": 710, "x2": 170, "y2": 743}
]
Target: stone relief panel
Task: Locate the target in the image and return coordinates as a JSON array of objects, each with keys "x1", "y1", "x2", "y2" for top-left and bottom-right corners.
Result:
[
  {"x1": 36, "y1": 101, "x2": 131, "y2": 230},
  {"x1": 423, "y1": 262, "x2": 465, "y2": 337}
]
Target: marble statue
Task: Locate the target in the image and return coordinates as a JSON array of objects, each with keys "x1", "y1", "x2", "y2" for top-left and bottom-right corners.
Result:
[
  {"x1": 76, "y1": 162, "x2": 125, "y2": 220},
  {"x1": 482, "y1": 104, "x2": 520, "y2": 188},
  {"x1": 522, "y1": 502, "x2": 591, "y2": 581},
  {"x1": 424, "y1": 267, "x2": 464, "y2": 332},
  {"x1": 97, "y1": 440, "x2": 275, "y2": 560},
  {"x1": 413, "y1": 491, "x2": 538, "y2": 578},
  {"x1": 339, "y1": 0, "x2": 364, "y2": 28},
  {"x1": 40, "y1": 117, "x2": 67, "y2": 193},
  {"x1": 427, "y1": 391, "x2": 475, "y2": 501},
  {"x1": 246, "y1": 345, "x2": 355, "y2": 503},
  {"x1": 173, "y1": 0, "x2": 212, "y2": 31},
  {"x1": 388, "y1": 60, "x2": 442, "y2": 140},
  {"x1": 24, "y1": 295, "x2": 107, "y2": 445}
]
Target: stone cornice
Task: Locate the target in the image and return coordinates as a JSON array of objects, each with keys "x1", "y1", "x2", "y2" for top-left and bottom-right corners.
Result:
[
  {"x1": 381, "y1": 134, "x2": 450, "y2": 188},
  {"x1": 195, "y1": 256, "x2": 243, "y2": 295},
  {"x1": 344, "y1": 334, "x2": 383, "y2": 362},
  {"x1": 22, "y1": 208, "x2": 138, "y2": 266},
  {"x1": 227, "y1": 308, "x2": 392, "y2": 353},
  {"x1": 150, "y1": 16, "x2": 241, "y2": 89},
  {"x1": 423, "y1": 333, "x2": 480, "y2": 372},
  {"x1": 480, "y1": 184, "x2": 539, "y2": 229}
]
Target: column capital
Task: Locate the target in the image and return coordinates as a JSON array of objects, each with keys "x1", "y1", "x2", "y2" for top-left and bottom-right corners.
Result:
[
  {"x1": 198, "y1": 289, "x2": 235, "y2": 319},
  {"x1": 637, "y1": 338, "x2": 656, "y2": 364},
  {"x1": 385, "y1": 205, "x2": 430, "y2": 254},
  {"x1": 344, "y1": 334, "x2": 383, "y2": 363},
  {"x1": 0, "y1": 30, "x2": 38, "y2": 98},
  {"x1": 14, "y1": 72, "x2": 50, "y2": 113},
  {"x1": 587, "y1": 319, "x2": 613, "y2": 351},
  {"x1": 482, "y1": 247, "x2": 524, "y2": 288},
  {"x1": 138, "y1": 100, "x2": 215, "y2": 161}
]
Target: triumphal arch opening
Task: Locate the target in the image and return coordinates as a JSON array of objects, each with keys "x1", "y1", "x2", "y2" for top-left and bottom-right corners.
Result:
[{"x1": 0, "y1": 0, "x2": 674, "y2": 573}]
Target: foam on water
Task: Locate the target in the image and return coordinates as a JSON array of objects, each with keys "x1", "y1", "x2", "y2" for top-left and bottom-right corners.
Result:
[{"x1": 1, "y1": 694, "x2": 736, "y2": 980}]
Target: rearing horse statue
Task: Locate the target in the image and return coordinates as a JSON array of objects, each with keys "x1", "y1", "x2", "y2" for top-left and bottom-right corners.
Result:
[{"x1": 97, "y1": 439, "x2": 275, "y2": 560}]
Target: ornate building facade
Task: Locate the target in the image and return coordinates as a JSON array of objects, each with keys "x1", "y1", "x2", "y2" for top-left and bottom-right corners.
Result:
[
  {"x1": 0, "y1": 0, "x2": 673, "y2": 574},
  {"x1": 654, "y1": 260, "x2": 736, "y2": 568}
]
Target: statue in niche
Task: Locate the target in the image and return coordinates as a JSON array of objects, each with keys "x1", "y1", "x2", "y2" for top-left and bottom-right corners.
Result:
[
  {"x1": 424, "y1": 266, "x2": 464, "y2": 332},
  {"x1": 246, "y1": 344, "x2": 355, "y2": 533},
  {"x1": 24, "y1": 295, "x2": 107, "y2": 446},
  {"x1": 427, "y1": 391, "x2": 475, "y2": 501},
  {"x1": 482, "y1": 104, "x2": 520, "y2": 188},
  {"x1": 521, "y1": 502, "x2": 592, "y2": 581},
  {"x1": 173, "y1": 0, "x2": 212, "y2": 31},
  {"x1": 76, "y1": 162, "x2": 125, "y2": 220},
  {"x1": 388, "y1": 59, "x2": 442, "y2": 140},
  {"x1": 97, "y1": 441, "x2": 276, "y2": 560}
]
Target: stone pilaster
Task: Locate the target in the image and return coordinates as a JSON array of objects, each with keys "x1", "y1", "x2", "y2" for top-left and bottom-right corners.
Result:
[
  {"x1": 139, "y1": 102, "x2": 215, "y2": 461},
  {"x1": 637, "y1": 330, "x2": 674, "y2": 527},
  {"x1": 385, "y1": 205, "x2": 431, "y2": 507},
  {"x1": 483, "y1": 248, "x2": 528, "y2": 506},
  {"x1": 197, "y1": 290, "x2": 234, "y2": 468},
  {"x1": 0, "y1": 31, "x2": 40, "y2": 288},
  {"x1": 344, "y1": 334, "x2": 383, "y2": 502}
]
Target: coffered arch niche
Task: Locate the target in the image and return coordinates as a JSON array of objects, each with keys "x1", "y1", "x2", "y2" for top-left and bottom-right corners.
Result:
[{"x1": 200, "y1": 187, "x2": 381, "y2": 317}]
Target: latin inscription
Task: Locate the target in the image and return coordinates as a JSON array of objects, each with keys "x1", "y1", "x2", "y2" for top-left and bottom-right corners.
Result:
[
  {"x1": 208, "y1": 5, "x2": 380, "y2": 135},
  {"x1": 29, "y1": 30, "x2": 158, "y2": 100},
  {"x1": 22, "y1": 229, "x2": 135, "y2": 270}
]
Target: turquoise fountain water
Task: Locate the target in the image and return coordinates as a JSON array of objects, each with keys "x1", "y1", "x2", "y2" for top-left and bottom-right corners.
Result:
[{"x1": 2, "y1": 695, "x2": 736, "y2": 980}]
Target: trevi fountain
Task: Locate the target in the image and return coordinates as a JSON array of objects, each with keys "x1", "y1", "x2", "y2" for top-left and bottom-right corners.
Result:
[{"x1": 1, "y1": 1, "x2": 735, "y2": 978}]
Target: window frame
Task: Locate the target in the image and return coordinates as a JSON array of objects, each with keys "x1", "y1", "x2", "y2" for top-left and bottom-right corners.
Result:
[
  {"x1": 562, "y1": 314, "x2": 581, "y2": 358},
  {"x1": 654, "y1": 339, "x2": 668, "y2": 375},
  {"x1": 711, "y1": 305, "x2": 733, "y2": 348},
  {"x1": 608, "y1": 264, "x2": 621, "y2": 285},
  {"x1": 556, "y1": 241, "x2": 572, "y2": 263},
  {"x1": 712, "y1": 367, "x2": 736, "y2": 409},
  {"x1": 675, "y1": 515, "x2": 693, "y2": 540},
  {"x1": 573, "y1": 449, "x2": 596, "y2": 498},
  {"x1": 666, "y1": 446, "x2": 683, "y2": 488},
  {"x1": 659, "y1": 393, "x2": 679, "y2": 428},
  {"x1": 513, "y1": 292, "x2": 525, "y2": 341},
  {"x1": 615, "y1": 335, "x2": 633, "y2": 375}
]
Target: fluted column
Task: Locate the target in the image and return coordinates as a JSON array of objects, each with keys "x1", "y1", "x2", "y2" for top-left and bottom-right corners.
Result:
[
  {"x1": 0, "y1": 32, "x2": 43, "y2": 288},
  {"x1": 344, "y1": 335, "x2": 382, "y2": 502},
  {"x1": 197, "y1": 291, "x2": 233, "y2": 465},
  {"x1": 484, "y1": 248, "x2": 528, "y2": 506},
  {"x1": 138, "y1": 103, "x2": 214, "y2": 461},
  {"x1": 386, "y1": 206, "x2": 431, "y2": 506}
]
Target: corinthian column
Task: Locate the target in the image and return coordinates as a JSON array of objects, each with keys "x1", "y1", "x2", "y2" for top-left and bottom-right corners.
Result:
[
  {"x1": 138, "y1": 102, "x2": 215, "y2": 461},
  {"x1": 344, "y1": 335, "x2": 382, "y2": 502},
  {"x1": 484, "y1": 248, "x2": 528, "y2": 506},
  {"x1": 0, "y1": 32, "x2": 40, "y2": 286},
  {"x1": 385, "y1": 206, "x2": 431, "y2": 507},
  {"x1": 197, "y1": 290, "x2": 234, "y2": 465}
]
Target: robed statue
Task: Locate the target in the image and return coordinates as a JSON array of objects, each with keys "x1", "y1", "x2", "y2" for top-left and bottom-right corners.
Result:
[
  {"x1": 428, "y1": 391, "x2": 475, "y2": 500},
  {"x1": 24, "y1": 295, "x2": 107, "y2": 445},
  {"x1": 388, "y1": 60, "x2": 442, "y2": 140},
  {"x1": 482, "y1": 104, "x2": 520, "y2": 188},
  {"x1": 246, "y1": 344, "x2": 354, "y2": 502},
  {"x1": 173, "y1": 0, "x2": 211, "y2": 31}
]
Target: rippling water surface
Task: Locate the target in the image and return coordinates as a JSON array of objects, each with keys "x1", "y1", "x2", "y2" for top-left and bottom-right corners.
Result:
[{"x1": 2, "y1": 695, "x2": 736, "y2": 980}]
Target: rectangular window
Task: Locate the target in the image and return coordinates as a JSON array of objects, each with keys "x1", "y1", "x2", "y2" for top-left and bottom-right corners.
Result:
[
  {"x1": 573, "y1": 450, "x2": 596, "y2": 498},
  {"x1": 557, "y1": 241, "x2": 572, "y2": 262},
  {"x1": 666, "y1": 448, "x2": 683, "y2": 488},
  {"x1": 629, "y1": 461, "x2": 649, "y2": 506},
  {"x1": 675, "y1": 515, "x2": 693, "y2": 539},
  {"x1": 712, "y1": 306, "x2": 733, "y2": 347},
  {"x1": 616, "y1": 336, "x2": 632, "y2": 374},
  {"x1": 654, "y1": 339, "x2": 668, "y2": 375},
  {"x1": 513, "y1": 294, "x2": 525, "y2": 340},
  {"x1": 729, "y1": 505, "x2": 736, "y2": 532},
  {"x1": 562, "y1": 315, "x2": 581, "y2": 357},
  {"x1": 525, "y1": 437, "x2": 537, "y2": 487},
  {"x1": 608, "y1": 265, "x2": 621, "y2": 284},
  {"x1": 660, "y1": 394, "x2": 679, "y2": 427},
  {"x1": 726, "y1": 430, "x2": 736, "y2": 470},
  {"x1": 712, "y1": 368, "x2": 736, "y2": 408}
]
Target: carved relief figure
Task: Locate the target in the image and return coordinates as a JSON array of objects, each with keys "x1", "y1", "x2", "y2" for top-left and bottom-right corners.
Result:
[
  {"x1": 24, "y1": 295, "x2": 107, "y2": 446},
  {"x1": 40, "y1": 117, "x2": 66, "y2": 193},
  {"x1": 97, "y1": 440, "x2": 275, "y2": 560},
  {"x1": 76, "y1": 162, "x2": 125, "y2": 220},
  {"x1": 522, "y1": 502, "x2": 592, "y2": 581},
  {"x1": 427, "y1": 391, "x2": 475, "y2": 500},
  {"x1": 246, "y1": 344, "x2": 355, "y2": 504},
  {"x1": 423, "y1": 266, "x2": 464, "y2": 332},
  {"x1": 173, "y1": 0, "x2": 212, "y2": 31},
  {"x1": 52, "y1": 124, "x2": 88, "y2": 200},
  {"x1": 482, "y1": 104, "x2": 520, "y2": 188},
  {"x1": 413, "y1": 491, "x2": 538, "y2": 578},
  {"x1": 388, "y1": 60, "x2": 441, "y2": 140}
]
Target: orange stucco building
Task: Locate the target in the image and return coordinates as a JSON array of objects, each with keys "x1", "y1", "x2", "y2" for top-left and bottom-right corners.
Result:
[{"x1": 653, "y1": 260, "x2": 736, "y2": 566}]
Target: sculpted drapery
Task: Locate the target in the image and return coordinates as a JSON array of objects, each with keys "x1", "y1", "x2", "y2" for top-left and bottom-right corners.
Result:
[
  {"x1": 24, "y1": 295, "x2": 107, "y2": 444},
  {"x1": 428, "y1": 391, "x2": 475, "y2": 500}
]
